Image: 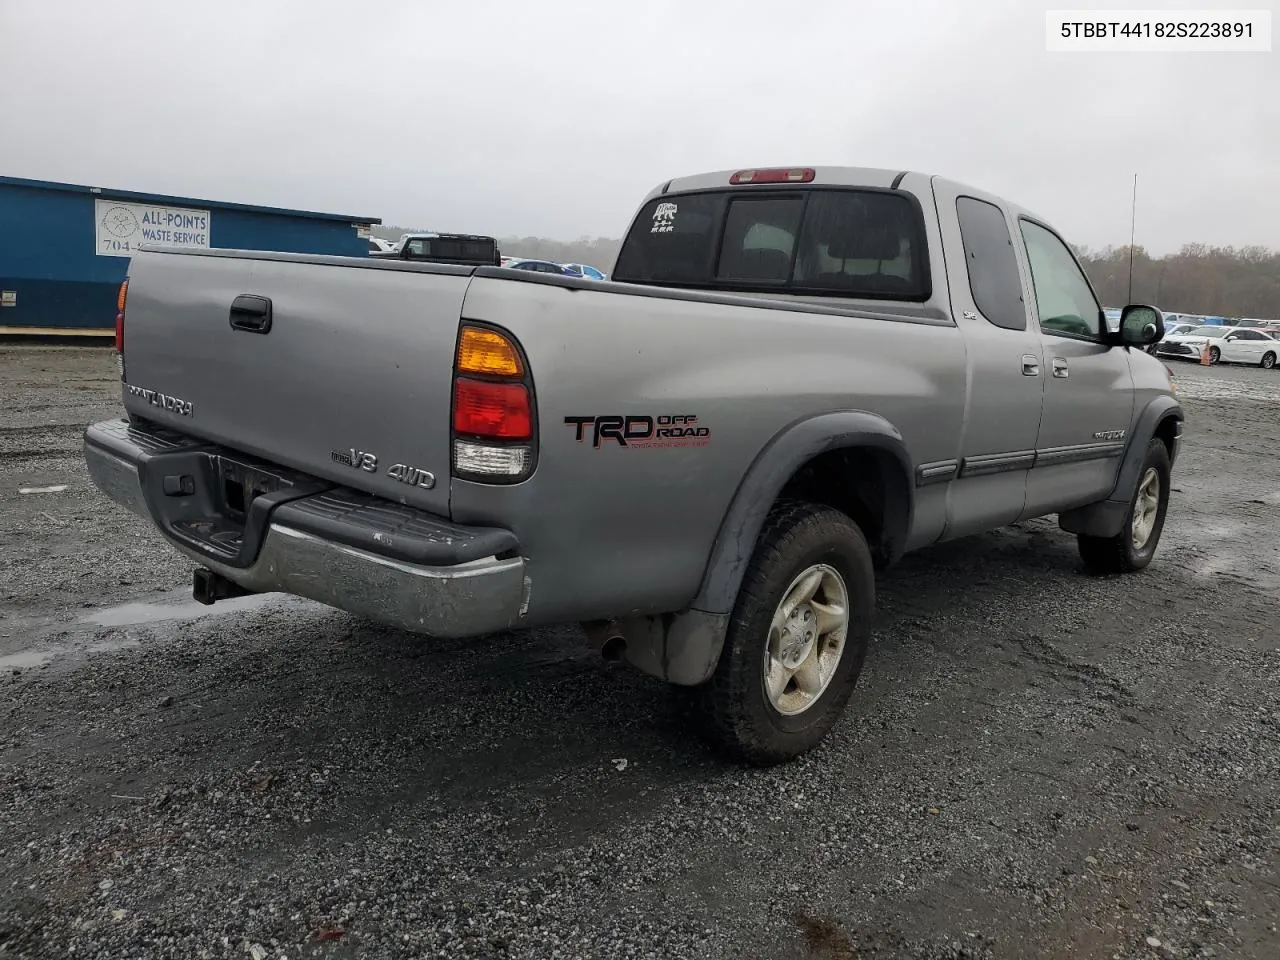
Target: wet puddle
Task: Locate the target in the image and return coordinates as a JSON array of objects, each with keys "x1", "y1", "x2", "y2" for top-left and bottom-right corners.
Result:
[
  {"x1": 0, "y1": 632, "x2": 141, "y2": 672},
  {"x1": 79, "y1": 592, "x2": 284, "y2": 628},
  {"x1": 2, "y1": 594, "x2": 311, "y2": 672}
]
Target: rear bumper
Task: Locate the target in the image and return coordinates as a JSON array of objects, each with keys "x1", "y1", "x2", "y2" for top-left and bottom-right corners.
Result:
[{"x1": 83, "y1": 419, "x2": 528, "y2": 638}]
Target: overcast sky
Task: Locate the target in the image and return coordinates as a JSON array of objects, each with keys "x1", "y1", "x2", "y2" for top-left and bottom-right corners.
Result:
[{"x1": 1, "y1": 0, "x2": 1275, "y2": 253}]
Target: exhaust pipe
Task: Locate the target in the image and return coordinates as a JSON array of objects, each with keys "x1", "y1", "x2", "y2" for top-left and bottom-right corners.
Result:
[
  {"x1": 192, "y1": 568, "x2": 253, "y2": 606},
  {"x1": 582, "y1": 619, "x2": 627, "y2": 661}
]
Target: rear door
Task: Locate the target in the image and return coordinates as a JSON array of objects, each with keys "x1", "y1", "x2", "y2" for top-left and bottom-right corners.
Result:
[
  {"x1": 1016, "y1": 218, "x2": 1134, "y2": 517},
  {"x1": 930, "y1": 180, "x2": 1046, "y2": 539}
]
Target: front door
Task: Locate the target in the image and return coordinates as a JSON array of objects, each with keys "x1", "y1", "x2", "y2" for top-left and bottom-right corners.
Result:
[{"x1": 1016, "y1": 218, "x2": 1135, "y2": 518}]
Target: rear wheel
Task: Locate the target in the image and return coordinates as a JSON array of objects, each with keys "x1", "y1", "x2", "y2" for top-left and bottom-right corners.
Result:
[
  {"x1": 703, "y1": 503, "x2": 874, "y2": 765},
  {"x1": 1262, "y1": 351, "x2": 1276, "y2": 370},
  {"x1": 1078, "y1": 438, "x2": 1171, "y2": 574}
]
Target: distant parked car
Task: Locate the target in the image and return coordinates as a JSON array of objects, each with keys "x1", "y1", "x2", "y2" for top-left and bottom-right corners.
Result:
[
  {"x1": 1216, "y1": 328, "x2": 1280, "y2": 368},
  {"x1": 1145, "y1": 321, "x2": 1198, "y2": 355},
  {"x1": 561, "y1": 262, "x2": 608, "y2": 281},
  {"x1": 1158, "y1": 325, "x2": 1279, "y2": 368},
  {"x1": 506, "y1": 259, "x2": 576, "y2": 275},
  {"x1": 371, "y1": 232, "x2": 501, "y2": 267}
]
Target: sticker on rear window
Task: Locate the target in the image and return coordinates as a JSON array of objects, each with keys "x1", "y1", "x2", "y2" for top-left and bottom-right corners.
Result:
[{"x1": 651, "y1": 202, "x2": 677, "y2": 234}]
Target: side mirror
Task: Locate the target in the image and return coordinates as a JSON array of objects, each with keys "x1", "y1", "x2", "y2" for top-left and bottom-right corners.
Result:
[
  {"x1": 1225, "y1": 335, "x2": 1238, "y2": 342},
  {"x1": 1119, "y1": 304, "x2": 1164, "y2": 347}
]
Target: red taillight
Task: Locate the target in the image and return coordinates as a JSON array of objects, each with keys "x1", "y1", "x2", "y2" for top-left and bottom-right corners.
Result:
[
  {"x1": 729, "y1": 167, "x2": 815, "y2": 185},
  {"x1": 115, "y1": 279, "x2": 128, "y2": 352},
  {"x1": 453, "y1": 378, "x2": 532, "y2": 440}
]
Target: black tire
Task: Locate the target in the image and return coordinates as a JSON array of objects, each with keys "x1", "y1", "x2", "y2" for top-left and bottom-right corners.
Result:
[
  {"x1": 703, "y1": 502, "x2": 875, "y2": 765},
  {"x1": 1262, "y1": 351, "x2": 1276, "y2": 370},
  {"x1": 1078, "y1": 438, "x2": 1171, "y2": 575},
  {"x1": 1209, "y1": 346, "x2": 1221, "y2": 364}
]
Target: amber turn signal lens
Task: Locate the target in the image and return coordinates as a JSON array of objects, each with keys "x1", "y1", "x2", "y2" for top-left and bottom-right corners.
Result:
[{"x1": 457, "y1": 326, "x2": 523, "y2": 377}]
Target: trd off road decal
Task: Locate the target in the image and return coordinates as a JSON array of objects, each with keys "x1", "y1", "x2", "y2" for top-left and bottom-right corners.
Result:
[
  {"x1": 650, "y1": 202, "x2": 677, "y2": 234},
  {"x1": 564, "y1": 414, "x2": 710, "y2": 449}
]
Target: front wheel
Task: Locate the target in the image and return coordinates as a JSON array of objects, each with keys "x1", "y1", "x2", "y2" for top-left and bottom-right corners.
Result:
[
  {"x1": 1262, "y1": 351, "x2": 1276, "y2": 370},
  {"x1": 703, "y1": 503, "x2": 875, "y2": 765},
  {"x1": 1078, "y1": 438, "x2": 1171, "y2": 574},
  {"x1": 1209, "y1": 346, "x2": 1221, "y2": 364}
]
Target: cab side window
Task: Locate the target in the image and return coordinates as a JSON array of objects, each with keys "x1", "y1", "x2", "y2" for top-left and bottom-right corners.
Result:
[
  {"x1": 1019, "y1": 219, "x2": 1102, "y2": 340},
  {"x1": 955, "y1": 196, "x2": 1026, "y2": 331}
]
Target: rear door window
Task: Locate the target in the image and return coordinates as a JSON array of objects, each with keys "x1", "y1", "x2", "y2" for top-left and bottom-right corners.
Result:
[
  {"x1": 613, "y1": 188, "x2": 929, "y2": 301},
  {"x1": 955, "y1": 196, "x2": 1026, "y2": 331}
]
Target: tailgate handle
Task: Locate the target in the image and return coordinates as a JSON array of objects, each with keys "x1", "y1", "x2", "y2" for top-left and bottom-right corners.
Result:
[{"x1": 229, "y1": 295, "x2": 273, "y2": 334}]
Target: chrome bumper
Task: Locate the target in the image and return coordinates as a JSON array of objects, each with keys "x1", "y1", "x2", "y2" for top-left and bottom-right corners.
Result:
[{"x1": 84, "y1": 420, "x2": 528, "y2": 638}]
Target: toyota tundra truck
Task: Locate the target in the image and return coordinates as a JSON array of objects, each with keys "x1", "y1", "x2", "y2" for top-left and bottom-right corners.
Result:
[{"x1": 84, "y1": 165, "x2": 1183, "y2": 765}]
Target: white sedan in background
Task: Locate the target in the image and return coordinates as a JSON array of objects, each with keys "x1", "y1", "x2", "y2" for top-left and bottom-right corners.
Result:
[{"x1": 1157, "y1": 325, "x2": 1280, "y2": 368}]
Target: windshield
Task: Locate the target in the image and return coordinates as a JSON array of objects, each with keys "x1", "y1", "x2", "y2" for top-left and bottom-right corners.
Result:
[
  {"x1": 612, "y1": 187, "x2": 929, "y2": 300},
  {"x1": 1190, "y1": 326, "x2": 1228, "y2": 338}
]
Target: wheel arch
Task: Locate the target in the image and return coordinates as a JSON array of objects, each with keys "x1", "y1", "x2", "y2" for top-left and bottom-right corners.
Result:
[
  {"x1": 1059, "y1": 395, "x2": 1183, "y2": 538},
  {"x1": 690, "y1": 411, "x2": 915, "y2": 616}
]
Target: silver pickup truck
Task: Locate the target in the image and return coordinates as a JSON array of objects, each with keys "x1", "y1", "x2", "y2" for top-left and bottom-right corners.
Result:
[{"x1": 85, "y1": 165, "x2": 1183, "y2": 765}]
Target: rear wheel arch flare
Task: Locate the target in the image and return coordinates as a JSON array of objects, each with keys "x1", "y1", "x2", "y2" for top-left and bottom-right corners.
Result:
[{"x1": 692, "y1": 411, "x2": 915, "y2": 616}]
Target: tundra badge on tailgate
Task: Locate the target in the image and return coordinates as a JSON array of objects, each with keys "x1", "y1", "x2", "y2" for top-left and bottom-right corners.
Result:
[{"x1": 126, "y1": 384, "x2": 193, "y2": 417}]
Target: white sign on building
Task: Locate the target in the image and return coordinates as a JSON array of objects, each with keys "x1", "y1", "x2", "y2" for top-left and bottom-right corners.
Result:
[{"x1": 95, "y1": 198, "x2": 212, "y2": 257}]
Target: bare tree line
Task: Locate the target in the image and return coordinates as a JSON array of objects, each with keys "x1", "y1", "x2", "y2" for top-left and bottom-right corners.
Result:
[
  {"x1": 374, "y1": 225, "x2": 1278, "y2": 319},
  {"x1": 1074, "y1": 244, "x2": 1280, "y2": 320}
]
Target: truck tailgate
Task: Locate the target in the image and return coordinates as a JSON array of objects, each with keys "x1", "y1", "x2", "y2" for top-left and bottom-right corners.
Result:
[{"x1": 120, "y1": 249, "x2": 467, "y2": 514}]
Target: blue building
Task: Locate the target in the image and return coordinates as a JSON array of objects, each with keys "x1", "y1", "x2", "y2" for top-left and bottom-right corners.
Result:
[{"x1": 0, "y1": 176, "x2": 380, "y2": 335}]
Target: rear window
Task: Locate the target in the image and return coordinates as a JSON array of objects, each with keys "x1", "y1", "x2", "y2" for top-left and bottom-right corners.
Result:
[{"x1": 612, "y1": 188, "x2": 929, "y2": 300}]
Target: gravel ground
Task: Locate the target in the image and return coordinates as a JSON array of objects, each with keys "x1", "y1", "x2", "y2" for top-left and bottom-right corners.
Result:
[{"x1": 2, "y1": 346, "x2": 1279, "y2": 960}]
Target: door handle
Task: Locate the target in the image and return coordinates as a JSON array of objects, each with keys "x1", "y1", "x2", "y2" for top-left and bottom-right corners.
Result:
[
  {"x1": 1021, "y1": 355, "x2": 1040, "y2": 376},
  {"x1": 1052, "y1": 358, "x2": 1069, "y2": 378},
  {"x1": 229, "y1": 295, "x2": 273, "y2": 334}
]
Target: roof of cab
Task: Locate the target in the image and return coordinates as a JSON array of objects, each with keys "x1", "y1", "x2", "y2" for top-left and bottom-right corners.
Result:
[
  {"x1": 648, "y1": 166, "x2": 1053, "y2": 226},
  {"x1": 661, "y1": 165, "x2": 906, "y2": 195}
]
